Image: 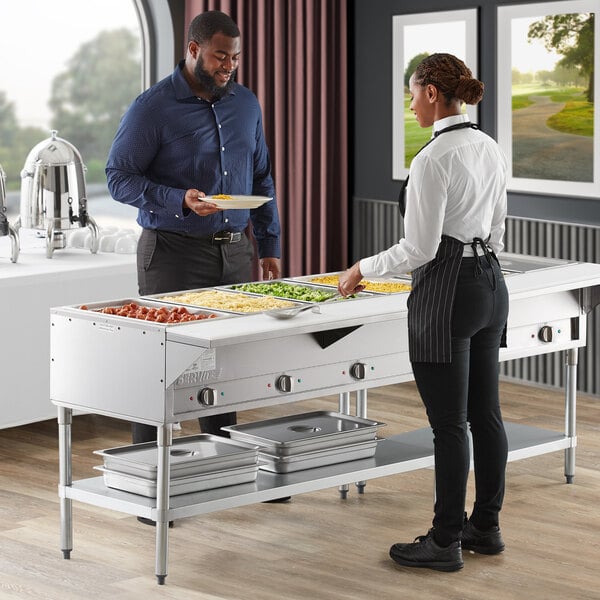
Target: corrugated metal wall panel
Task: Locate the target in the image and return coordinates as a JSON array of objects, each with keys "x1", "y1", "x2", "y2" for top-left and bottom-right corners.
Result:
[{"x1": 352, "y1": 198, "x2": 600, "y2": 396}]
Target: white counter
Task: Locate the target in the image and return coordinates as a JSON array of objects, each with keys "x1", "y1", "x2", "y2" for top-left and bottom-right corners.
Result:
[{"x1": 0, "y1": 239, "x2": 137, "y2": 428}]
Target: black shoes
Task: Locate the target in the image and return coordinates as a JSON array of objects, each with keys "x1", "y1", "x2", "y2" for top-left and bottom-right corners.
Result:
[
  {"x1": 389, "y1": 521, "x2": 505, "y2": 570},
  {"x1": 389, "y1": 531, "x2": 463, "y2": 572},
  {"x1": 137, "y1": 516, "x2": 174, "y2": 528},
  {"x1": 461, "y1": 520, "x2": 505, "y2": 555}
]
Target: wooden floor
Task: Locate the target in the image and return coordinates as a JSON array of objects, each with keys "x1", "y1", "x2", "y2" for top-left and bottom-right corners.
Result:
[{"x1": 0, "y1": 380, "x2": 599, "y2": 599}]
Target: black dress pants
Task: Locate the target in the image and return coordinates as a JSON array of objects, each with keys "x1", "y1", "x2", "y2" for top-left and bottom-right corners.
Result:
[
  {"x1": 411, "y1": 257, "x2": 509, "y2": 546},
  {"x1": 131, "y1": 229, "x2": 254, "y2": 443}
]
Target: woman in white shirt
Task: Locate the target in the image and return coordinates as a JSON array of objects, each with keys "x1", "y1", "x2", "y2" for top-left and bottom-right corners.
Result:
[{"x1": 339, "y1": 53, "x2": 509, "y2": 572}]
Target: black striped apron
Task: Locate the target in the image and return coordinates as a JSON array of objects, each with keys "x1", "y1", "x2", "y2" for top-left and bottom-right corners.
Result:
[
  {"x1": 407, "y1": 235, "x2": 507, "y2": 363},
  {"x1": 407, "y1": 235, "x2": 464, "y2": 363}
]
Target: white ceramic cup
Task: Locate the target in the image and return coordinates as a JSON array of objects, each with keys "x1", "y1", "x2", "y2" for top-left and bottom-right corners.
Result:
[
  {"x1": 114, "y1": 234, "x2": 138, "y2": 254},
  {"x1": 99, "y1": 234, "x2": 118, "y2": 252},
  {"x1": 68, "y1": 228, "x2": 88, "y2": 248}
]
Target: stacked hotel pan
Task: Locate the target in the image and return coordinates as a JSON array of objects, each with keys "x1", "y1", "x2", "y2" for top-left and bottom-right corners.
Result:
[
  {"x1": 223, "y1": 411, "x2": 384, "y2": 473},
  {"x1": 94, "y1": 434, "x2": 259, "y2": 497}
]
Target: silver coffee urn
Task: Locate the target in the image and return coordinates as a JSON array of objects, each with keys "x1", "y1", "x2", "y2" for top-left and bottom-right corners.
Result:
[
  {"x1": 18, "y1": 130, "x2": 99, "y2": 258},
  {"x1": 0, "y1": 162, "x2": 19, "y2": 263}
]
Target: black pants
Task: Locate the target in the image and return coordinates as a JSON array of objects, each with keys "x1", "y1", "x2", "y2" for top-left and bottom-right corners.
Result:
[
  {"x1": 132, "y1": 228, "x2": 254, "y2": 443},
  {"x1": 411, "y1": 257, "x2": 509, "y2": 546}
]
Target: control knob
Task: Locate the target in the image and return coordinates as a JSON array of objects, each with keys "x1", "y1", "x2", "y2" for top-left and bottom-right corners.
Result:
[
  {"x1": 197, "y1": 387, "x2": 217, "y2": 406},
  {"x1": 275, "y1": 375, "x2": 293, "y2": 393},
  {"x1": 538, "y1": 325, "x2": 553, "y2": 343},
  {"x1": 350, "y1": 362, "x2": 366, "y2": 380}
]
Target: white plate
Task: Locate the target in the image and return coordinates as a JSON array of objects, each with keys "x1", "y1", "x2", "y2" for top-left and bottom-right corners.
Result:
[{"x1": 202, "y1": 195, "x2": 272, "y2": 209}]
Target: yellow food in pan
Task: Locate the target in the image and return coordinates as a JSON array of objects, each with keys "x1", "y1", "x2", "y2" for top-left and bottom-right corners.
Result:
[
  {"x1": 159, "y1": 290, "x2": 294, "y2": 313},
  {"x1": 309, "y1": 275, "x2": 411, "y2": 293}
]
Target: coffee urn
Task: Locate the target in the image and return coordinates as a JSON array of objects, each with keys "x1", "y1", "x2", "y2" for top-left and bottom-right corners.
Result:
[
  {"x1": 0, "y1": 163, "x2": 19, "y2": 263},
  {"x1": 18, "y1": 130, "x2": 99, "y2": 258}
]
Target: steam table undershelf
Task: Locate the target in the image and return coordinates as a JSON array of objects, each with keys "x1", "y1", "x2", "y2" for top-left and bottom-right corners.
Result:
[{"x1": 65, "y1": 422, "x2": 568, "y2": 520}]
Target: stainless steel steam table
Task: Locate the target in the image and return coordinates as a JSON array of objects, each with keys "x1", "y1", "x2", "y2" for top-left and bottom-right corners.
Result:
[{"x1": 50, "y1": 254, "x2": 600, "y2": 584}]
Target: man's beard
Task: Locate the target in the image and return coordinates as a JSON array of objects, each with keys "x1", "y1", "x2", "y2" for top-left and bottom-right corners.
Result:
[{"x1": 194, "y1": 58, "x2": 235, "y2": 100}]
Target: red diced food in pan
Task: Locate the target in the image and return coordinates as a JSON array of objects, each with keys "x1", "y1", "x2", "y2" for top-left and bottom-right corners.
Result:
[{"x1": 80, "y1": 302, "x2": 217, "y2": 323}]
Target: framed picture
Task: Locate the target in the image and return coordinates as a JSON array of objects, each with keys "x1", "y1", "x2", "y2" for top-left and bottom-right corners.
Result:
[
  {"x1": 497, "y1": 0, "x2": 600, "y2": 197},
  {"x1": 392, "y1": 10, "x2": 478, "y2": 180}
]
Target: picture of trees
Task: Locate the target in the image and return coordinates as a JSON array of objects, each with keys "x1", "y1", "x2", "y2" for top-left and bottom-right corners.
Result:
[
  {"x1": 511, "y1": 13, "x2": 594, "y2": 182},
  {"x1": 392, "y1": 10, "x2": 477, "y2": 181},
  {"x1": 498, "y1": 0, "x2": 599, "y2": 198},
  {"x1": 401, "y1": 22, "x2": 470, "y2": 168}
]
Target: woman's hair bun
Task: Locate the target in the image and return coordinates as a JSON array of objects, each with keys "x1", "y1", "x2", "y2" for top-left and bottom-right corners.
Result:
[{"x1": 454, "y1": 77, "x2": 484, "y2": 105}]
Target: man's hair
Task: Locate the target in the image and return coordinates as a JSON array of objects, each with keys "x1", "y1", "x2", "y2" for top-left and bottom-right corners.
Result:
[{"x1": 188, "y1": 10, "x2": 240, "y2": 44}]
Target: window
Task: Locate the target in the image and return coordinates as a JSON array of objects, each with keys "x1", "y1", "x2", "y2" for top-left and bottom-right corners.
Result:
[
  {"x1": 497, "y1": 0, "x2": 598, "y2": 198},
  {"x1": 0, "y1": 0, "x2": 143, "y2": 231}
]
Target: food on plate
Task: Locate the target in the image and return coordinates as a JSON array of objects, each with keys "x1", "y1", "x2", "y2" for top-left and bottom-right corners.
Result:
[
  {"x1": 231, "y1": 282, "x2": 339, "y2": 302},
  {"x1": 309, "y1": 274, "x2": 412, "y2": 293},
  {"x1": 212, "y1": 194, "x2": 233, "y2": 199},
  {"x1": 158, "y1": 290, "x2": 294, "y2": 312},
  {"x1": 79, "y1": 302, "x2": 217, "y2": 323}
]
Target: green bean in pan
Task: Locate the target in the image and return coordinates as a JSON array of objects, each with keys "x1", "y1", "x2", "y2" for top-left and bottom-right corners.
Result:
[{"x1": 231, "y1": 282, "x2": 339, "y2": 302}]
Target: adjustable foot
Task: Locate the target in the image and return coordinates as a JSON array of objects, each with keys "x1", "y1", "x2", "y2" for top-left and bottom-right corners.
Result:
[
  {"x1": 338, "y1": 483, "x2": 350, "y2": 499},
  {"x1": 156, "y1": 575, "x2": 166, "y2": 585},
  {"x1": 566, "y1": 475, "x2": 574, "y2": 484},
  {"x1": 62, "y1": 549, "x2": 71, "y2": 559}
]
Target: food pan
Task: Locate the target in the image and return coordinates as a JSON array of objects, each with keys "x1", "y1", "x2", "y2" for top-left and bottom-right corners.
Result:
[
  {"x1": 222, "y1": 411, "x2": 385, "y2": 457},
  {"x1": 223, "y1": 280, "x2": 374, "y2": 302},
  {"x1": 145, "y1": 287, "x2": 298, "y2": 314},
  {"x1": 73, "y1": 298, "x2": 230, "y2": 325},
  {"x1": 290, "y1": 273, "x2": 412, "y2": 294},
  {"x1": 94, "y1": 464, "x2": 259, "y2": 498},
  {"x1": 94, "y1": 434, "x2": 258, "y2": 480},
  {"x1": 258, "y1": 439, "x2": 378, "y2": 473}
]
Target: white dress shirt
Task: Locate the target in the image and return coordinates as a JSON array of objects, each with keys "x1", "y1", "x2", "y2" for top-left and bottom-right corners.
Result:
[{"x1": 360, "y1": 114, "x2": 508, "y2": 279}]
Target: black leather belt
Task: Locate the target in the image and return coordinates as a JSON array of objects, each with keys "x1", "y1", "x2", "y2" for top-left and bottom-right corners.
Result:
[{"x1": 211, "y1": 231, "x2": 242, "y2": 244}]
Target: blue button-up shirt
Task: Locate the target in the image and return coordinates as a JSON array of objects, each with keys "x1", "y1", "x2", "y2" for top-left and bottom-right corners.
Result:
[{"x1": 105, "y1": 61, "x2": 280, "y2": 258}]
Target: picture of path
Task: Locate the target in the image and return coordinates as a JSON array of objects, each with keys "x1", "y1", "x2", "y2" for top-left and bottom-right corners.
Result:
[{"x1": 512, "y1": 95, "x2": 593, "y2": 182}]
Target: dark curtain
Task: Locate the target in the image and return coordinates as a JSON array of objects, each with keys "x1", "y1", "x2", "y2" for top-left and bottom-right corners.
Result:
[{"x1": 185, "y1": 0, "x2": 348, "y2": 276}]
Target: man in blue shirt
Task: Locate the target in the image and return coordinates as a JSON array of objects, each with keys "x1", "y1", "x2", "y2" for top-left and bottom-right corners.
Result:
[{"x1": 106, "y1": 11, "x2": 281, "y2": 458}]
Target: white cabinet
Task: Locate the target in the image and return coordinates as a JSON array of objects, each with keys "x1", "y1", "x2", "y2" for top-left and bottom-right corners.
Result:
[{"x1": 0, "y1": 243, "x2": 136, "y2": 429}]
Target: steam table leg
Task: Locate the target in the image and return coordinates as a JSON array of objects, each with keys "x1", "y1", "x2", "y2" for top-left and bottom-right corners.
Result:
[
  {"x1": 564, "y1": 348, "x2": 577, "y2": 484},
  {"x1": 355, "y1": 389, "x2": 367, "y2": 494},
  {"x1": 155, "y1": 424, "x2": 172, "y2": 585},
  {"x1": 338, "y1": 392, "x2": 350, "y2": 499},
  {"x1": 58, "y1": 406, "x2": 73, "y2": 559}
]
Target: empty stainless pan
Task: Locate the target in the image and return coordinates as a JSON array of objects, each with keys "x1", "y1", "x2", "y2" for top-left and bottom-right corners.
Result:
[
  {"x1": 258, "y1": 439, "x2": 378, "y2": 473},
  {"x1": 95, "y1": 463, "x2": 259, "y2": 497},
  {"x1": 223, "y1": 411, "x2": 385, "y2": 456},
  {"x1": 94, "y1": 434, "x2": 259, "y2": 479}
]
